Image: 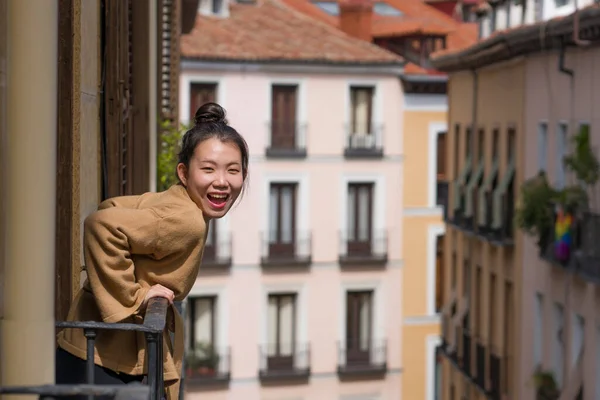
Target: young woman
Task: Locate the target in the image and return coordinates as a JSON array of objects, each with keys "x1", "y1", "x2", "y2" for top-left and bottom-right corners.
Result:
[{"x1": 56, "y1": 103, "x2": 248, "y2": 399}]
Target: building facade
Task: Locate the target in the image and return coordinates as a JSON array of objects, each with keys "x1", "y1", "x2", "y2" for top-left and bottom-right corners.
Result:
[
  {"x1": 0, "y1": 0, "x2": 195, "y2": 389},
  {"x1": 179, "y1": 0, "x2": 405, "y2": 398},
  {"x1": 433, "y1": 5, "x2": 600, "y2": 400}
]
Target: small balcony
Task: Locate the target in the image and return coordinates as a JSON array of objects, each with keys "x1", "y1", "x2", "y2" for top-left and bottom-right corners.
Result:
[
  {"x1": 573, "y1": 211, "x2": 600, "y2": 282},
  {"x1": 185, "y1": 345, "x2": 231, "y2": 387},
  {"x1": 488, "y1": 348, "x2": 502, "y2": 400},
  {"x1": 258, "y1": 343, "x2": 311, "y2": 383},
  {"x1": 460, "y1": 329, "x2": 472, "y2": 377},
  {"x1": 265, "y1": 121, "x2": 307, "y2": 159},
  {"x1": 260, "y1": 231, "x2": 312, "y2": 268},
  {"x1": 475, "y1": 339, "x2": 486, "y2": 390},
  {"x1": 202, "y1": 235, "x2": 232, "y2": 269},
  {"x1": 338, "y1": 230, "x2": 388, "y2": 268},
  {"x1": 337, "y1": 339, "x2": 387, "y2": 379},
  {"x1": 343, "y1": 124, "x2": 384, "y2": 159},
  {"x1": 437, "y1": 179, "x2": 449, "y2": 219}
]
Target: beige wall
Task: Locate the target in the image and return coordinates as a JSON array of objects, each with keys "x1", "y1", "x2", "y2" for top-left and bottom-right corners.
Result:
[{"x1": 442, "y1": 60, "x2": 526, "y2": 399}]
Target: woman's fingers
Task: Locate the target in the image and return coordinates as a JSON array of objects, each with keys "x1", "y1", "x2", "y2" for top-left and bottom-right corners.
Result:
[{"x1": 146, "y1": 284, "x2": 175, "y2": 304}]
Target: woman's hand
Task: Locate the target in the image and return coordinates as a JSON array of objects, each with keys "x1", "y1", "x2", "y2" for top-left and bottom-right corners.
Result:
[{"x1": 140, "y1": 284, "x2": 174, "y2": 310}]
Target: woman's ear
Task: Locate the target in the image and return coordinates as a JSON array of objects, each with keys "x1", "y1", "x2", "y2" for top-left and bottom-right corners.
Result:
[{"x1": 176, "y1": 163, "x2": 188, "y2": 186}]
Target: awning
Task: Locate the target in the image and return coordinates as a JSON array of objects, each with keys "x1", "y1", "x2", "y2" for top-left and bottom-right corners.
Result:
[
  {"x1": 478, "y1": 159, "x2": 498, "y2": 225},
  {"x1": 492, "y1": 160, "x2": 515, "y2": 229},
  {"x1": 452, "y1": 155, "x2": 472, "y2": 212},
  {"x1": 465, "y1": 159, "x2": 485, "y2": 217}
]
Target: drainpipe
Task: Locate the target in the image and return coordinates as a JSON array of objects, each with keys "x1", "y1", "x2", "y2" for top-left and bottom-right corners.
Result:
[{"x1": 2, "y1": 0, "x2": 58, "y2": 391}]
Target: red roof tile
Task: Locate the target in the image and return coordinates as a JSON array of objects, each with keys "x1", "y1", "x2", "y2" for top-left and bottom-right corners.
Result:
[{"x1": 181, "y1": 0, "x2": 402, "y2": 64}]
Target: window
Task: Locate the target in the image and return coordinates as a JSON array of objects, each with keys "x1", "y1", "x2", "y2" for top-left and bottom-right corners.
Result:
[
  {"x1": 465, "y1": 127, "x2": 472, "y2": 159},
  {"x1": 477, "y1": 128, "x2": 485, "y2": 162},
  {"x1": 538, "y1": 123, "x2": 548, "y2": 172},
  {"x1": 534, "y1": 293, "x2": 544, "y2": 368},
  {"x1": 350, "y1": 86, "x2": 374, "y2": 138},
  {"x1": 203, "y1": 220, "x2": 218, "y2": 260},
  {"x1": 492, "y1": 128, "x2": 500, "y2": 160},
  {"x1": 188, "y1": 296, "x2": 217, "y2": 350},
  {"x1": 556, "y1": 123, "x2": 568, "y2": 189},
  {"x1": 435, "y1": 236, "x2": 444, "y2": 313},
  {"x1": 503, "y1": 281, "x2": 514, "y2": 394},
  {"x1": 270, "y1": 85, "x2": 298, "y2": 150},
  {"x1": 454, "y1": 124, "x2": 461, "y2": 177},
  {"x1": 267, "y1": 294, "x2": 296, "y2": 369},
  {"x1": 474, "y1": 267, "x2": 482, "y2": 337},
  {"x1": 346, "y1": 291, "x2": 373, "y2": 363},
  {"x1": 554, "y1": 0, "x2": 570, "y2": 7},
  {"x1": 269, "y1": 183, "x2": 297, "y2": 255},
  {"x1": 190, "y1": 83, "x2": 217, "y2": 121},
  {"x1": 571, "y1": 314, "x2": 584, "y2": 367},
  {"x1": 437, "y1": 131, "x2": 447, "y2": 179},
  {"x1": 507, "y1": 127, "x2": 516, "y2": 162},
  {"x1": 212, "y1": 0, "x2": 223, "y2": 14},
  {"x1": 347, "y1": 183, "x2": 373, "y2": 254},
  {"x1": 489, "y1": 273, "x2": 496, "y2": 347}
]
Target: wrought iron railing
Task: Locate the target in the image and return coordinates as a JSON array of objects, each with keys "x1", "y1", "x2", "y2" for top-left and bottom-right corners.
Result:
[
  {"x1": 258, "y1": 343, "x2": 311, "y2": 380},
  {"x1": 343, "y1": 124, "x2": 384, "y2": 157},
  {"x1": 337, "y1": 339, "x2": 387, "y2": 373},
  {"x1": 0, "y1": 297, "x2": 168, "y2": 400},
  {"x1": 339, "y1": 229, "x2": 388, "y2": 266},
  {"x1": 260, "y1": 231, "x2": 312, "y2": 267},
  {"x1": 265, "y1": 121, "x2": 307, "y2": 157},
  {"x1": 202, "y1": 236, "x2": 232, "y2": 268},
  {"x1": 185, "y1": 345, "x2": 231, "y2": 385}
]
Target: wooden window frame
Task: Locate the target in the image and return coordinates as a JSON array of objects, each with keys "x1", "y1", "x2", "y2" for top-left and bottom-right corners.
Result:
[
  {"x1": 190, "y1": 82, "x2": 217, "y2": 120},
  {"x1": 437, "y1": 131, "x2": 447, "y2": 180},
  {"x1": 268, "y1": 183, "x2": 297, "y2": 257},
  {"x1": 267, "y1": 293, "x2": 297, "y2": 370},
  {"x1": 347, "y1": 182, "x2": 374, "y2": 255},
  {"x1": 350, "y1": 86, "x2": 374, "y2": 135},
  {"x1": 346, "y1": 290, "x2": 373, "y2": 365},
  {"x1": 270, "y1": 84, "x2": 298, "y2": 150}
]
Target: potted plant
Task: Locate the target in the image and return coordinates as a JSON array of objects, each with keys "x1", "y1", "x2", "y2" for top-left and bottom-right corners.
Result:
[
  {"x1": 185, "y1": 341, "x2": 220, "y2": 378},
  {"x1": 532, "y1": 369, "x2": 559, "y2": 400},
  {"x1": 514, "y1": 171, "x2": 556, "y2": 248}
]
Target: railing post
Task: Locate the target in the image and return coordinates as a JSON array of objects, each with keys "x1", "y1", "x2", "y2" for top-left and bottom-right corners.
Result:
[{"x1": 83, "y1": 328, "x2": 97, "y2": 400}]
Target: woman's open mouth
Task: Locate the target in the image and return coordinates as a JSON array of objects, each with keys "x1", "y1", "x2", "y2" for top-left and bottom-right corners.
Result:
[{"x1": 207, "y1": 193, "x2": 229, "y2": 210}]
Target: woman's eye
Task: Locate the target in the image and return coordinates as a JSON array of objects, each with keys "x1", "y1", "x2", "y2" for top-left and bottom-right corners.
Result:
[
  {"x1": 201, "y1": 167, "x2": 214, "y2": 172},
  {"x1": 228, "y1": 169, "x2": 240, "y2": 174}
]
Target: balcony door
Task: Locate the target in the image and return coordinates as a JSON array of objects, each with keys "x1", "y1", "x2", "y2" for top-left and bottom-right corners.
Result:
[
  {"x1": 190, "y1": 83, "x2": 217, "y2": 120},
  {"x1": 267, "y1": 294, "x2": 296, "y2": 370},
  {"x1": 346, "y1": 291, "x2": 373, "y2": 365},
  {"x1": 271, "y1": 85, "x2": 297, "y2": 150},
  {"x1": 347, "y1": 183, "x2": 373, "y2": 255},
  {"x1": 269, "y1": 183, "x2": 296, "y2": 258}
]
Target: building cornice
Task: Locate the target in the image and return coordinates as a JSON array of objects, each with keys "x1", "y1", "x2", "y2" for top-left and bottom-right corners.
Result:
[{"x1": 431, "y1": 6, "x2": 600, "y2": 72}]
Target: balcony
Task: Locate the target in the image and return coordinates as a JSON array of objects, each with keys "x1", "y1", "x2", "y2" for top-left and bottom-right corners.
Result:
[
  {"x1": 185, "y1": 345, "x2": 231, "y2": 387},
  {"x1": 475, "y1": 339, "x2": 486, "y2": 390},
  {"x1": 339, "y1": 230, "x2": 388, "y2": 267},
  {"x1": 343, "y1": 124, "x2": 384, "y2": 159},
  {"x1": 265, "y1": 121, "x2": 307, "y2": 159},
  {"x1": 488, "y1": 348, "x2": 502, "y2": 400},
  {"x1": 0, "y1": 298, "x2": 168, "y2": 400},
  {"x1": 573, "y1": 211, "x2": 600, "y2": 282},
  {"x1": 460, "y1": 329, "x2": 472, "y2": 377},
  {"x1": 260, "y1": 231, "x2": 312, "y2": 268},
  {"x1": 258, "y1": 343, "x2": 311, "y2": 383},
  {"x1": 337, "y1": 339, "x2": 387, "y2": 379},
  {"x1": 201, "y1": 235, "x2": 232, "y2": 269}
]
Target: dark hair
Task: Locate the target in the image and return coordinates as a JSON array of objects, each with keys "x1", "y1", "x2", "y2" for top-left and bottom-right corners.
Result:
[{"x1": 178, "y1": 102, "x2": 249, "y2": 186}]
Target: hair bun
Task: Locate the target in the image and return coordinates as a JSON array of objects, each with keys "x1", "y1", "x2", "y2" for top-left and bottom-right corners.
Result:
[{"x1": 194, "y1": 102, "x2": 228, "y2": 126}]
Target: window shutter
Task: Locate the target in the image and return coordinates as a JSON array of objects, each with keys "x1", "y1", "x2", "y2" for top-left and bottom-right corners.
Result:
[{"x1": 157, "y1": 0, "x2": 180, "y2": 125}]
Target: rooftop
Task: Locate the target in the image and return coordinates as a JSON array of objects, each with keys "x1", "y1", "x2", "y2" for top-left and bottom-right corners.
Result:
[{"x1": 181, "y1": 0, "x2": 403, "y2": 65}]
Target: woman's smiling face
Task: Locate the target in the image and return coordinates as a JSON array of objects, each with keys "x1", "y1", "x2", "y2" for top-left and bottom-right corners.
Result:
[{"x1": 177, "y1": 137, "x2": 244, "y2": 219}]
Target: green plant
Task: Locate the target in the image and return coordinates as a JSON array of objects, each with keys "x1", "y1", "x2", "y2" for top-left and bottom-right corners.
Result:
[
  {"x1": 157, "y1": 120, "x2": 190, "y2": 192},
  {"x1": 532, "y1": 369, "x2": 559, "y2": 400},
  {"x1": 515, "y1": 171, "x2": 556, "y2": 241},
  {"x1": 563, "y1": 124, "x2": 600, "y2": 186},
  {"x1": 185, "y1": 341, "x2": 220, "y2": 371}
]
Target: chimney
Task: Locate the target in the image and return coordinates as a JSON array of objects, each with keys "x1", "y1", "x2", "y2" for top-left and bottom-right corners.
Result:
[{"x1": 338, "y1": 0, "x2": 373, "y2": 42}]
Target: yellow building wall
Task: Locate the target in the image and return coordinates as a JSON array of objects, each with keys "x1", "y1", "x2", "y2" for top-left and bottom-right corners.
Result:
[{"x1": 401, "y1": 108, "x2": 447, "y2": 400}]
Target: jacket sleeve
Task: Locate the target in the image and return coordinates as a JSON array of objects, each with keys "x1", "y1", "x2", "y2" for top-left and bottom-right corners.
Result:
[{"x1": 83, "y1": 206, "x2": 161, "y2": 323}]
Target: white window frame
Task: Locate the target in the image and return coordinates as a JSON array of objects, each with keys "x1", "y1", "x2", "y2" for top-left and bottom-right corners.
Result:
[
  {"x1": 267, "y1": 78, "x2": 307, "y2": 150},
  {"x1": 179, "y1": 74, "x2": 226, "y2": 126},
  {"x1": 427, "y1": 224, "x2": 446, "y2": 316},
  {"x1": 340, "y1": 173, "x2": 385, "y2": 255},
  {"x1": 426, "y1": 334, "x2": 442, "y2": 400},
  {"x1": 428, "y1": 122, "x2": 448, "y2": 209},
  {"x1": 186, "y1": 285, "x2": 229, "y2": 351}
]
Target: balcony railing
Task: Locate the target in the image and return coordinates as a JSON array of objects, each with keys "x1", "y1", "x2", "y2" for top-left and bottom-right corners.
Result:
[
  {"x1": 574, "y1": 211, "x2": 600, "y2": 282},
  {"x1": 343, "y1": 124, "x2": 384, "y2": 158},
  {"x1": 258, "y1": 343, "x2": 311, "y2": 382},
  {"x1": 337, "y1": 339, "x2": 387, "y2": 378},
  {"x1": 185, "y1": 346, "x2": 231, "y2": 386},
  {"x1": 265, "y1": 121, "x2": 307, "y2": 158},
  {"x1": 260, "y1": 231, "x2": 312, "y2": 268},
  {"x1": 461, "y1": 329, "x2": 472, "y2": 377},
  {"x1": 475, "y1": 339, "x2": 486, "y2": 390},
  {"x1": 0, "y1": 298, "x2": 169, "y2": 400},
  {"x1": 488, "y1": 348, "x2": 502, "y2": 400},
  {"x1": 202, "y1": 236, "x2": 232, "y2": 269},
  {"x1": 339, "y1": 230, "x2": 388, "y2": 267}
]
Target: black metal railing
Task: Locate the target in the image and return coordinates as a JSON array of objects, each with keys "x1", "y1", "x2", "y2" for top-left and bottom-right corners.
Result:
[
  {"x1": 266, "y1": 121, "x2": 307, "y2": 158},
  {"x1": 461, "y1": 329, "x2": 472, "y2": 377},
  {"x1": 343, "y1": 124, "x2": 384, "y2": 158},
  {"x1": 574, "y1": 211, "x2": 600, "y2": 282},
  {"x1": 337, "y1": 339, "x2": 387, "y2": 376},
  {"x1": 475, "y1": 340, "x2": 486, "y2": 389},
  {"x1": 437, "y1": 179, "x2": 449, "y2": 219},
  {"x1": 260, "y1": 231, "x2": 312, "y2": 267},
  {"x1": 488, "y1": 348, "x2": 502, "y2": 400},
  {"x1": 258, "y1": 343, "x2": 311, "y2": 381},
  {"x1": 0, "y1": 297, "x2": 168, "y2": 400},
  {"x1": 185, "y1": 345, "x2": 231, "y2": 385},
  {"x1": 339, "y1": 230, "x2": 388, "y2": 266},
  {"x1": 202, "y1": 237, "x2": 232, "y2": 269}
]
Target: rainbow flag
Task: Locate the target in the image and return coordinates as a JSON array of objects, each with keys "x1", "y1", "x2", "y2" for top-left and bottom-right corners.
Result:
[{"x1": 554, "y1": 209, "x2": 573, "y2": 262}]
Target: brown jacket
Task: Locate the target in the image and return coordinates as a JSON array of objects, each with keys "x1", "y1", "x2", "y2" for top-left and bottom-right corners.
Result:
[{"x1": 57, "y1": 185, "x2": 206, "y2": 399}]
